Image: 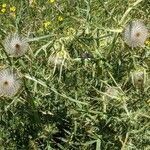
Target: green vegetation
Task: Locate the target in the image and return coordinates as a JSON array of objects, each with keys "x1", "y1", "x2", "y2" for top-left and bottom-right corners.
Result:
[{"x1": 0, "y1": 0, "x2": 150, "y2": 149}]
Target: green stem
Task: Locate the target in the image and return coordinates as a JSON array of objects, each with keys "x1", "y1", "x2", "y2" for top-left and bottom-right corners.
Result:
[
  {"x1": 23, "y1": 77, "x2": 40, "y2": 123},
  {"x1": 0, "y1": 42, "x2": 12, "y2": 66}
]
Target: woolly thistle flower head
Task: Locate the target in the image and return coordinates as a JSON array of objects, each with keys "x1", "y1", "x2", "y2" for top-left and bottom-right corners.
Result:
[
  {"x1": 131, "y1": 69, "x2": 147, "y2": 88},
  {"x1": 123, "y1": 20, "x2": 148, "y2": 48},
  {"x1": 3, "y1": 33, "x2": 29, "y2": 57},
  {"x1": 49, "y1": 55, "x2": 64, "y2": 66},
  {"x1": 105, "y1": 86, "x2": 120, "y2": 99},
  {"x1": 0, "y1": 68, "x2": 22, "y2": 97},
  {"x1": 48, "y1": 51, "x2": 70, "y2": 66}
]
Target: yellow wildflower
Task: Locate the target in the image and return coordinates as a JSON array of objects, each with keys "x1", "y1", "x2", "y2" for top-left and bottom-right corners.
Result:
[
  {"x1": 145, "y1": 39, "x2": 150, "y2": 46},
  {"x1": 2, "y1": 4, "x2": 7, "y2": 8},
  {"x1": 10, "y1": 6, "x2": 16, "y2": 12},
  {"x1": 44, "y1": 21, "x2": 51, "y2": 29},
  {"x1": 58, "y1": 16, "x2": 63, "y2": 21},
  {"x1": 1, "y1": 8, "x2": 6, "y2": 13},
  {"x1": 48, "y1": 0, "x2": 55, "y2": 3}
]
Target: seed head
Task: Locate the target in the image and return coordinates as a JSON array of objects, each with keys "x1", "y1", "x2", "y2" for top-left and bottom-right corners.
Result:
[
  {"x1": 131, "y1": 69, "x2": 146, "y2": 88},
  {"x1": 49, "y1": 51, "x2": 70, "y2": 66},
  {"x1": 0, "y1": 68, "x2": 21, "y2": 97},
  {"x1": 3, "y1": 34, "x2": 29, "y2": 57},
  {"x1": 124, "y1": 20, "x2": 148, "y2": 48},
  {"x1": 105, "y1": 86, "x2": 119, "y2": 99}
]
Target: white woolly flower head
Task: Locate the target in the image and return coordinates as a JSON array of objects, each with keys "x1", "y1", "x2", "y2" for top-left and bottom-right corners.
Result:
[
  {"x1": 131, "y1": 68, "x2": 147, "y2": 88},
  {"x1": 3, "y1": 33, "x2": 29, "y2": 57},
  {"x1": 105, "y1": 86, "x2": 120, "y2": 99},
  {"x1": 48, "y1": 51, "x2": 70, "y2": 66},
  {"x1": 49, "y1": 55, "x2": 64, "y2": 66},
  {"x1": 0, "y1": 68, "x2": 22, "y2": 97},
  {"x1": 124, "y1": 20, "x2": 148, "y2": 48}
]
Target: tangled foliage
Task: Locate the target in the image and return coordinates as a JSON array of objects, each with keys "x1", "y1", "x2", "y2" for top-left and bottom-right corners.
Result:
[{"x1": 0, "y1": 0, "x2": 150, "y2": 149}]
